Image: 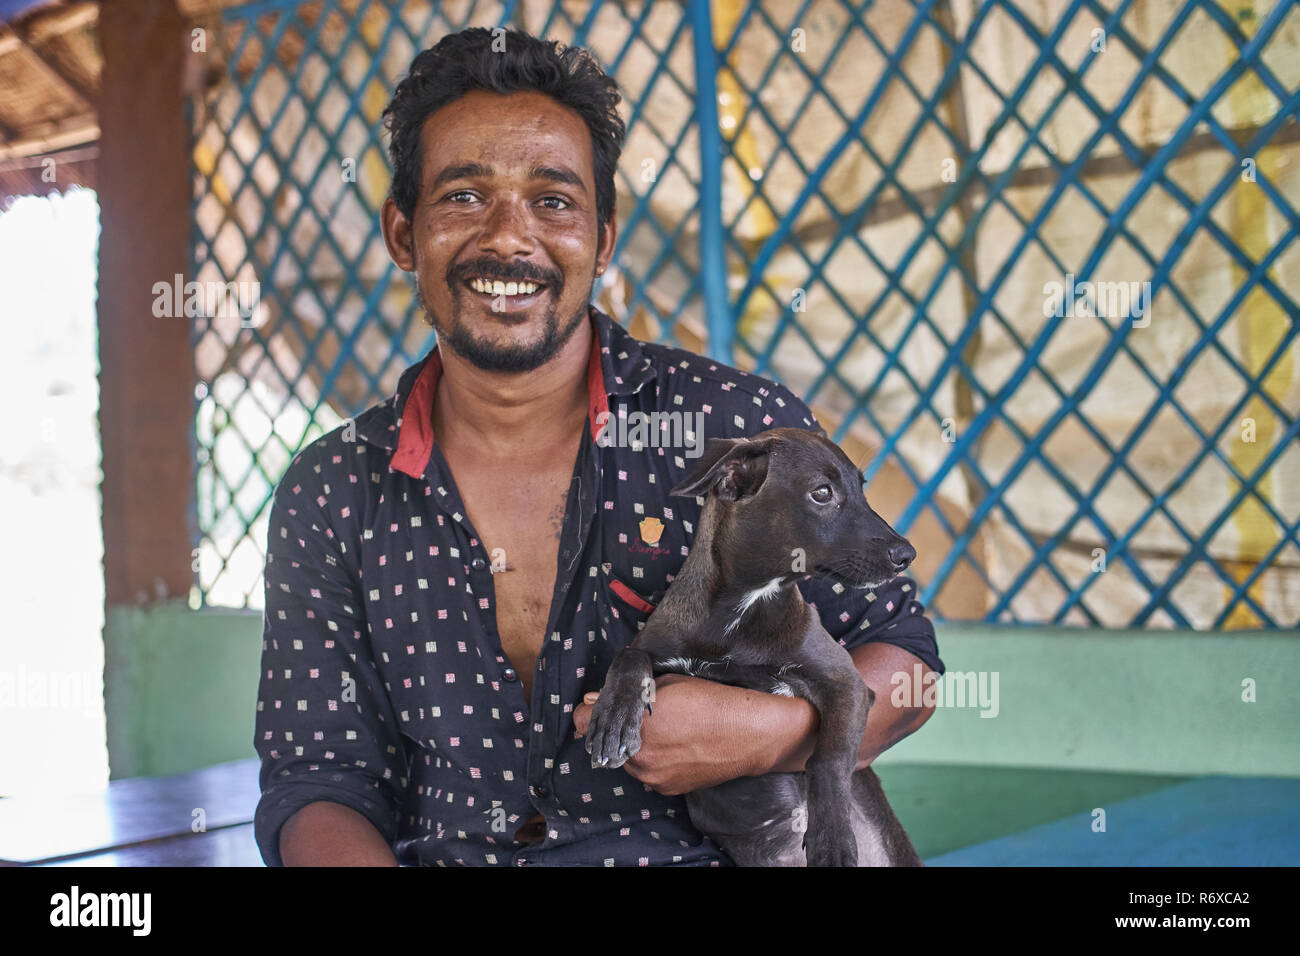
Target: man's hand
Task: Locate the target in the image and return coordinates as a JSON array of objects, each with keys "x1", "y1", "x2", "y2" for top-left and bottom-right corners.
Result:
[{"x1": 573, "y1": 674, "x2": 818, "y2": 795}]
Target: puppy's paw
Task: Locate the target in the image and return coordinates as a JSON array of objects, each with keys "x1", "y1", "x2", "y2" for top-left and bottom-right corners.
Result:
[
  {"x1": 803, "y1": 825, "x2": 858, "y2": 868},
  {"x1": 803, "y1": 795, "x2": 858, "y2": 867},
  {"x1": 583, "y1": 689, "x2": 646, "y2": 770}
]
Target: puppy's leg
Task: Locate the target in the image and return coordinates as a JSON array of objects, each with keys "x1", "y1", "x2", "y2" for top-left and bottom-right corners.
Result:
[
  {"x1": 648, "y1": 650, "x2": 859, "y2": 865},
  {"x1": 794, "y1": 665, "x2": 871, "y2": 867},
  {"x1": 585, "y1": 647, "x2": 655, "y2": 769}
]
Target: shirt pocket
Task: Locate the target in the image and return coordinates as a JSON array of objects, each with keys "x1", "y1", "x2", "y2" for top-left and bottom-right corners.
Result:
[{"x1": 604, "y1": 573, "x2": 659, "y2": 634}]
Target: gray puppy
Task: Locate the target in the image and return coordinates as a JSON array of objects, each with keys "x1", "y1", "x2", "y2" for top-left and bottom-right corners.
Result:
[{"x1": 585, "y1": 428, "x2": 923, "y2": 866}]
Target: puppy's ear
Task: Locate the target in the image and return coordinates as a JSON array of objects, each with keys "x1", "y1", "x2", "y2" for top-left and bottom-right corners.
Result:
[
  {"x1": 670, "y1": 438, "x2": 744, "y2": 498},
  {"x1": 671, "y1": 436, "x2": 775, "y2": 501}
]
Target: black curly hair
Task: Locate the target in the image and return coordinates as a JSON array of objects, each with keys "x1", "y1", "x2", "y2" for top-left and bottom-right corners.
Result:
[{"x1": 382, "y1": 27, "x2": 626, "y2": 241}]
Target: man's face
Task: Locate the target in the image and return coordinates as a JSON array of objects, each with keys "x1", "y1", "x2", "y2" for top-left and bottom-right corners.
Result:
[{"x1": 382, "y1": 88, "x2": 614, "y2": 372}]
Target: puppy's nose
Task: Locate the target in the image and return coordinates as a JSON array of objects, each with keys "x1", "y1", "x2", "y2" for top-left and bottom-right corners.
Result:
[{"x1": 888, "y1": 541, "x2": 916, "y2": 572}]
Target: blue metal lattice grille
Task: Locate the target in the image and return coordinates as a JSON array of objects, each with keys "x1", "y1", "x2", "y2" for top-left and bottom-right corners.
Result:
[{"x1": 189, "y1": 0, "x2": 1299, "y2": 628}]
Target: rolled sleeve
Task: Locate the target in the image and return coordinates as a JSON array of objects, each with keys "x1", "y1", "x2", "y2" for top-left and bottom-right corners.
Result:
[
  {"x1": 799, "y1": 573, "x2": 944, "y2": 674},
  {"x1": 253, "y1": 442, "x2": 410, "y2": 866}
]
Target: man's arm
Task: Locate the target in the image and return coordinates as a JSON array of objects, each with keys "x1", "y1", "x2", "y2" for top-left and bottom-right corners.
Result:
[
  {"x1": 755, "y1": 641, "x2": 937, "y2": 774},
  {"x1": 254, "y1": 439, "x2": 410, "y2": 866},
  {"x1": 758, "y1": 566, "x2": 945, "y2": 772},
  {"x1": 573, "y1": 643, "x2": 936, "y2": 795},
  {"x1": 280, "y1": 802, "x2": 400, "y2": 867}
]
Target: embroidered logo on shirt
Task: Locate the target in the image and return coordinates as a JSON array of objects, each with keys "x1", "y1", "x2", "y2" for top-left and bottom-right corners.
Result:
[{"x1": 638, "y1": 517, "x2": 665, "y2": 546}]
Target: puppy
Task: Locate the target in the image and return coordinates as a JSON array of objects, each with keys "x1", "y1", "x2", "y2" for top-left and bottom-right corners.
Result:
[{"x1": 585, "y1": 428, "x2": 923, "y2": 866}]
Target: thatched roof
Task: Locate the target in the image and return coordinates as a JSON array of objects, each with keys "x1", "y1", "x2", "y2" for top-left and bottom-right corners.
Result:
[
  {"x1": 0, "y1": 0, "x2": 100, "y2": 204},
  {"x1": 0, "y1": 0, "x2": 317, "y2": 206}
]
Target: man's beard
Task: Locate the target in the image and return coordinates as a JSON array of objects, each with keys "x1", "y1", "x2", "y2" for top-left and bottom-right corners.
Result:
[{"x1": 420, "y1": 278, "x2": 590, "y2": 373}]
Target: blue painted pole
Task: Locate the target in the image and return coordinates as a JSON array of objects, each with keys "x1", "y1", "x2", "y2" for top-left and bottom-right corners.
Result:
[{"x1": 689, "y1": 0, "x2": 732, "y2": 362}]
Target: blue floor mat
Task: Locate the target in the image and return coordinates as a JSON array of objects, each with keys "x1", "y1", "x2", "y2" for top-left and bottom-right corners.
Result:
[{"x1": 926, "y1": 776, "x2": 1300, "y2": 866}]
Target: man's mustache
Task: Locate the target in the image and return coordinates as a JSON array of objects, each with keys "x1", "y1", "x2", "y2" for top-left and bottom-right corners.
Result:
[{"x1": 448, "y1": 259, "x2": 562, "y2": 289}]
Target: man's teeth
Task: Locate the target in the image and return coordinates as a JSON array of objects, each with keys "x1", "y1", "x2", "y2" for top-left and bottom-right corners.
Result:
[{"x1": 469, "y1": 278, "x2": 541, "y2": 296}]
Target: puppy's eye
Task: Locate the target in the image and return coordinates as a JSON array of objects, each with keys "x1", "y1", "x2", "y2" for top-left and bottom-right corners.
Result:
[{"x1": 809, "y1": 485, "x2": 833, "y2": 504}]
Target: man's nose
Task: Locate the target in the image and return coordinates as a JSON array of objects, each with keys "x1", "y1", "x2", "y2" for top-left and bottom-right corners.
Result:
[
  {"x1": 478, "y1": 199, "x2": 535, "y2": 258},
  {"x1": 888, "y1": 540, "x2": 916, "y2": 573}
]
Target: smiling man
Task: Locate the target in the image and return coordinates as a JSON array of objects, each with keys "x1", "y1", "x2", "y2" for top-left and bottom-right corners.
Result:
[{"x1": 253, "y1": 27, "x2": 944, "y2": 867}]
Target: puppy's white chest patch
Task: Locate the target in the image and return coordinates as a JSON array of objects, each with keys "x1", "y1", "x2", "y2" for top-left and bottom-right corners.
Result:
[{"x1": 724, "y1": 577, "x2": 785, "y2": 635}]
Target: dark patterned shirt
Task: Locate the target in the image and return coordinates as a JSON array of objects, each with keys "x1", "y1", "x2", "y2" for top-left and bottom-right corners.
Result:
[{"x1": 253, "y1": 304, "x2": 943, "y2": 867}]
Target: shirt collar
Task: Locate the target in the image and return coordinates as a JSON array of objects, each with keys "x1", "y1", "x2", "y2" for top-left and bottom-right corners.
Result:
[{"x1": 382, "y1": 305, "x2": 657, "y2": 480}]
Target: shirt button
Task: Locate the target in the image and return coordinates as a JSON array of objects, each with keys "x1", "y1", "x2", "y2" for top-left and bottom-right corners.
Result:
[
  {"x1": 503, "y1": 667, "x2": 518, "y2": 682},
  {"x1": 536, "y1": 785, "x2": 550, "y2": 799},
  {"x1": 470, "y1": 557, "x2": 487, "y2": 571}
]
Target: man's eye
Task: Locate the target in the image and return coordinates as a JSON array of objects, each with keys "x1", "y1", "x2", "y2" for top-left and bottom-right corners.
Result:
[
  {"x1": 538, "y1": 196, "x2": 570, "y2": 210},
  {"x1": 447, "y1": 191, "x2": 476, "y2": 203},
  {"x1": 809, "y1": 485, "x2": 833, "y2": 504}
]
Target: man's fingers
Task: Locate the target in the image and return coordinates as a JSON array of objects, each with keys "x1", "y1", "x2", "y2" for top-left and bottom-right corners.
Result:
[
  {"x1": 573, "y1": 702, "x2": 592, "y2": 736},
  {"x1": 573, "y1": 692, "x2": 602, "y2": 736}
]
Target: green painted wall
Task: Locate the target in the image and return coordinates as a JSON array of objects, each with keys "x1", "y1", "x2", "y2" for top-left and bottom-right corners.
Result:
[
  {"x1": 876, "y1": 623, "x2": 1300, "y2": 777},
  {"x1": 104, "y1": 602, "x2": 262, "y2": 779},
  {"x1": 102, "y1": 606, "x2": 1299, "y2": 780}
]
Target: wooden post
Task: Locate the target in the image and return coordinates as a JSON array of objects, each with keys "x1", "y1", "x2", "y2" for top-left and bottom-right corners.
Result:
[{"x1": 97, "y1": 0, "x2": 193, "y2": 605}]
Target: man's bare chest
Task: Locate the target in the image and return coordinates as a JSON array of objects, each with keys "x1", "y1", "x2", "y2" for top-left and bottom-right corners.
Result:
[{"x1": 453, "y1": 460, "x2": 575, "y2": 697}]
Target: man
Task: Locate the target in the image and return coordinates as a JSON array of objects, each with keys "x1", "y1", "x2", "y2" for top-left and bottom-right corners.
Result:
[{"x1": 254, "y1": 27, "x2": 943, "y2": 867}]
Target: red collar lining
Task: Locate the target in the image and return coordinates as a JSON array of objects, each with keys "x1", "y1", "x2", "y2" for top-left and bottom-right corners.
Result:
[{"x1": 391, "y1": 322, "x2": 610, "y2": 479}]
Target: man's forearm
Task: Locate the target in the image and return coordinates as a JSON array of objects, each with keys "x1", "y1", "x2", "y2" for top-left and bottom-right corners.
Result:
[
  {"x1": 760, "y1": 643, "x2": 936, "y2": 774},
  {"x1": 576, "y1": 646, "x2": 937, "y2": 794},
  {"x1": 279, "y1": 801, "x2": 400, "y2": 866}
]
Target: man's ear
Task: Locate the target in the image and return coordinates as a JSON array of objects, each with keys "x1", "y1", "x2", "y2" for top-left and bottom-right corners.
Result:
[
  {"x1": 381, "y1": 196, "x2": 416, "y2": 272},
  {"x1": 670, "y1": 436, "x2": 775, "y2": 502},
  {"x1": 595, "y1": 212, "x2": 617, "y2": 276}
]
